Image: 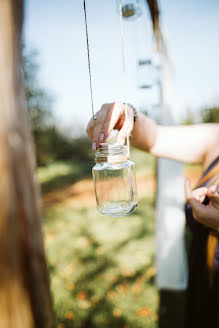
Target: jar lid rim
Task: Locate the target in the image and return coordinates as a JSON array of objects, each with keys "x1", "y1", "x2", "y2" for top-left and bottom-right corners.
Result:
[
  {"x1": 95, "y1": 143, "x2": 128, "y2": 162},
  {"x1": 99, "y1": 143, "x2": 123, "y2": 150}
]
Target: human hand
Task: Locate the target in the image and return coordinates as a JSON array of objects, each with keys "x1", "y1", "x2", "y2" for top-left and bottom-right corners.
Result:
[
  {"x1": 185, "y1": 177, "x2": 219, "y2": 231},
  {"x1": 86, "y1": 102, "x2": 134, "y2": 151}
]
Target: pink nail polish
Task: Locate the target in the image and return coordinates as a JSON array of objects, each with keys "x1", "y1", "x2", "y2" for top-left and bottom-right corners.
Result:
[
  {"x1": 100, "y1": 133, "x2": 105, "y2": 142},
  {"x1": 92, "y1": 141, "x2": 97, "y2": 151}
]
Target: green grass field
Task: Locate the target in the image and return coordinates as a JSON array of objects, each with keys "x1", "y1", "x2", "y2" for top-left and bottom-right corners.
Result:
[
  {"x1": 40, "y1": 150, "x2": 187, "y2": 328},
  {"x1": 44, "y1": 196, "x2": 158, "y2": 328}
]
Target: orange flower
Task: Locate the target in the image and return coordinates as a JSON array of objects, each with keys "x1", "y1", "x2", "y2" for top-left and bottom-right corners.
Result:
[
  {"x1": 146, "y1": 267, "x2": 156, "y2": 280},
  {"x1": 65, "y1": 311, "x2": 75, "y2": 320},
  {"x1": 66, "y1": 282, "x2": 74, "y2": 291},
  {"x1": 107, "y1": 290, "x2": 116, "y2": 299},
  {"x1": 137, "y1": 307, "x2": 152, "y2": 317},
  {"x1": 113, "y1": 308, "x2": 121, "y2": 318},
  {"x1": 122, "y1": 268, "x2": 134, "y2": 277},
  {"x1": 77, "y1": 291, "x2": 88, "y2": 300}
]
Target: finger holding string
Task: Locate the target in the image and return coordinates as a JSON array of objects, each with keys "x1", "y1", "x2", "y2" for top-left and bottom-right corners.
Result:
[
  {"x1": 100, "y1": 102, "x2": 128, "y2": 145},
  {"x1": 89, "y1": 102, "x2": 128, "y2": 151},
  {"x1": 116, "y1": 105, "x2": 134, "y2": 145},
  {"x1": 90, "y1": 105, "x2": 107, "y2": 151}
]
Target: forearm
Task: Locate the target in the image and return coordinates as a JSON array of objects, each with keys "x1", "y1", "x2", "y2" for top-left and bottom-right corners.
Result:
[
  {"x1": 151, "y1": 124, "x2": 218, "y2": 165},
  {"x1": 130, "y1": 113, "x2": 219, "y2": 166}
]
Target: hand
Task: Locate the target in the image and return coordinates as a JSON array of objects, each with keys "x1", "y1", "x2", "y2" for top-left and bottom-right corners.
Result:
[
  {"x1": 86, "y1": 102, "x2": 134, "y2": 151},
  {"x1": 185, "y1": 177, "x2": 219, "y2": 231}
]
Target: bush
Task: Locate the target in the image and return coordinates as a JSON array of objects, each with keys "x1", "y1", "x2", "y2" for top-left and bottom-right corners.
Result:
[{"x1": 201, "y1": 106, "x2": 219, "y2": 123}]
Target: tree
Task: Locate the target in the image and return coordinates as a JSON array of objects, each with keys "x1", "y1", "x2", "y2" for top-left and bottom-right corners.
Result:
[
  {"x1": 22, "y1": 47, "x2": 93, "y2": 167},
  {"x1": 201, "y1": 106, "x2": 219, "y2": 123},
  {"x1": 0, "y1": 0, "x2": 54, "y2": 326},
  {"x1": 22, "y1": 46, "x2": 55, "y2": 165}
]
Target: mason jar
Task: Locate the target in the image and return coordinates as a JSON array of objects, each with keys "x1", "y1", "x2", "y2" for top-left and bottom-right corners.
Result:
[{"x1": 92, "y1": 143, "x2": 138, "y2": 216}]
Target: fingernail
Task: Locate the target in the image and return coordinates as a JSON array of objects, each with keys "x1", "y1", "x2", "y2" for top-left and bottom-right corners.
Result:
[
  {"x1": 99, "y1": 133, "x2": 105, "y2": 142},
  {"x1": 92, "y1": 141, "x2": 97, "y2": 151},
  {"x1": 210, "y1": 185, "x2": 217, "y2": 194}
]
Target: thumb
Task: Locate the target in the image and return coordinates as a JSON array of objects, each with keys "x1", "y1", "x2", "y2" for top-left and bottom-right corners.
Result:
[
  {"x1": 184, "y1": 177, "x2": 204, "y2": 218},
  {"x1": 116, "y1": 111, "x2": 133, "y2": 145},
  {"x1": 207, "y1": 185, "x2": 219, "y2": 210}
]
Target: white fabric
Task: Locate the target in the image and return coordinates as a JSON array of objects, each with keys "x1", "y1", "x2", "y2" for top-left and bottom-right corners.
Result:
[
  {"x1": 155, "y1": 48, "x2": 188, "y2": 290},
  {"x1": 155, "y1": 158, "x2": 188, "y2": 290}
]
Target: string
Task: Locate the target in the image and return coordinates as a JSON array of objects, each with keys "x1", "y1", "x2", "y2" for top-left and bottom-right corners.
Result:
[
  {"x1": 83, "y1": 0, "x2": 130, "y2": 155},
  {"x1": 83, "y1": 0, "x2": 95, "y2": 120},
  {"x1": 119, "y1": 0, "x2": 130, "y2": 156}
]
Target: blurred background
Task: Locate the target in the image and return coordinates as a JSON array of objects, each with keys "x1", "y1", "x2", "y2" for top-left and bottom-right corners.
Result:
[{"x1": 23, "y1": 0, "x2": 218, "y2": 327}]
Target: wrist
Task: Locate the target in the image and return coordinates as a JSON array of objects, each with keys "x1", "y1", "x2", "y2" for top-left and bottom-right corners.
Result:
[{"x1": 126, "y1": 103, "x2": 138, "y2": 123}]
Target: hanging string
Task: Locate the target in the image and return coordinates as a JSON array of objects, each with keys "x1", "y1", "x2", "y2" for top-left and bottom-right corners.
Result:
[
  {"x1": 83, "y1": 0, "x2": 130, "y2": 155},
  {"x1": 119, "y1": 0, "x2": 130, "y2": 156},
  {"x1": 83, "y1": 0, "x2": 95, "y2": 120}
]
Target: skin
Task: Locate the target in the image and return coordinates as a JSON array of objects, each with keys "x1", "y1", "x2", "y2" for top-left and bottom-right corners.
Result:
[
  {"x1": 185, "y1": 178, "x2": 219, "y2": 231},
  {"x1": 86, "y1": 102, "x2": 219, "y2": 228}
]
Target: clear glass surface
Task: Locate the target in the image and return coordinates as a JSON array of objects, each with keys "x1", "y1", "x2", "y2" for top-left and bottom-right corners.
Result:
[{"x1": 93, "y1": 160, "x2": 138, "y2": 217}]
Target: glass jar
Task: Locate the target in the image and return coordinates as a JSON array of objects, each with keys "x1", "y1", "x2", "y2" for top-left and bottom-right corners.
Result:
[
  {"x1": 115, "y1": 0, "x2": 142, "y2": 20},
  {"x1": 92, "y1": 143, "x2": 138, "y2": 216}
]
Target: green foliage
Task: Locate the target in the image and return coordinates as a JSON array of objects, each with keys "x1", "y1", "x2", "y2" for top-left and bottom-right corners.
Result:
[
  {"x1": 37, "y1": 150, "x2": 154, "y2": 194},
  {"x1": 201, "y1": 106, "x2": 219, "y2": 123},
  {"x1": 182, "y1": 108, "x2": 195, "y2": 125},
  {"x1": 22, "y1": 46, "x2": 92, "y2": 167},
  {"x1": 38, "y1": 159, "x2": 92, "y2": 194},
  {"x1": 44, "y1": 196, "x2": 158, "y2": 328},
  {"x1": 40, "y1": 154, "x2": 185, "y2": 327},
  {"x1": 22, "y1": 47, "x2": 53, "y2": 131}
]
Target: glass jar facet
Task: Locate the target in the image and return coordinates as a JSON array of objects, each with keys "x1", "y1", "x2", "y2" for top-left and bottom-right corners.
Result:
[{"x1": 92, "y1": 143, "x2": 138, "y2": 216}]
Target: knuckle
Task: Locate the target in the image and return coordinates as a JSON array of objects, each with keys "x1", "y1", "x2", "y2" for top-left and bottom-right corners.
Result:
[
  {"x1": 102, "y1": 121, "x2": 110, "y2": 131},
  {"x1": 93, "y1": 128, "x2": 101, "y2": 140},
  {"x1": 101, "y1": 104, "x2": 108, "y2": 112},
  {"x1": 113, "y1": 102, "x2": 123, "y2": 111},
  {"x1": 86, "y1": 125, "x2": 91, "y2": 135}
]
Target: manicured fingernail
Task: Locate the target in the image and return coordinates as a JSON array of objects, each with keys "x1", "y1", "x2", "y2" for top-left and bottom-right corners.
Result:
[
  {"x1": 99, "y1": 133, "x2": 105, "y2": 142},
  {"x1": 92, "y1": 141, "x2": 97, "y2": 151},
  {"x1": 210, "y1": 185, "x2": 217, "y2": 194}
]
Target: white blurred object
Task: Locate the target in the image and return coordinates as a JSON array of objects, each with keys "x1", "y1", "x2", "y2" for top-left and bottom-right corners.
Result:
[
  {"x1": 156, "y1": 159, "x2": 188, "y2": 289},
  {"x1": 155, "y1": 50, "x2": 188, "y2": 290},
  {"x1": 137, "y1": 58, "x2": 155, "y2": 89}
]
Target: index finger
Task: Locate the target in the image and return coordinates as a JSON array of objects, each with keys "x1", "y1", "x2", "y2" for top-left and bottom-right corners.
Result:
[
  {"x1": 207, "y1": 185, "x2": 219, "y2": 210},
  {"x1": 184, "y1": 177, "x2": 206, "y2": 220},
  {"x1": 100, "y1": 102, "x2": 125, "y2": 141}
]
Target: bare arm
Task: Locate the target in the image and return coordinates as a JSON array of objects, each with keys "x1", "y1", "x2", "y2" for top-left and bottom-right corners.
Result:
[
  {"x1": 131, "y1": 112, "x2": 219, "y2": 168},
  {"x1": 86, "y1": 103, "x2": 219, "y2": 168},
  {"x1": 150, "y1": 123, "x2": 219, "y2": 168}
]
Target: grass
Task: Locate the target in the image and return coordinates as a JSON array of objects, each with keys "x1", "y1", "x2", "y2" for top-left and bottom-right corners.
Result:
[
  {"x1": 44, "y1": 196, "x2": 158, "y2": 328},
  {"x1": 40, "y1": 149, "x2": 187, "y2": 328},
  {"x1": 38, "y1": 161, "x2": 92, "y2": 194}
]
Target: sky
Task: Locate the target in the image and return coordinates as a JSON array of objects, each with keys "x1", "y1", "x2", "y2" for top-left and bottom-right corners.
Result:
[{"x1": 23, "y1": 0, "x2": 219, "y2": 132}]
